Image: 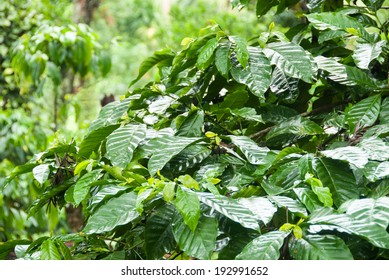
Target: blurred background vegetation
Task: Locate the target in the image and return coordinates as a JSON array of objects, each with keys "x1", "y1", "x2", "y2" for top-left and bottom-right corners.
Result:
[{"x1": 0, "y1": 0, "x2": 294, "y2": 247}]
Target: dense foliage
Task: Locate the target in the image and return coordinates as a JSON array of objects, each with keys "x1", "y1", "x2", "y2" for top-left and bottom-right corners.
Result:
[{"x1": 1, "y1": 0, "x2": 389, "y2": 260}]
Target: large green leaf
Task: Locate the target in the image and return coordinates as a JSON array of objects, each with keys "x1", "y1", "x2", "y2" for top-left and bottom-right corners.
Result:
[
  {"x1": 106, "y1": 124, "x2": 146, "y2": 168},
  {"x1": 229, "y1": 135, "x2": 270, "y2": 165},
  {"x1": 237, "y1": 197, "x2": 277, "y2": 225},
  {"x1": 73, "y1": 169, "x2": 103, "y2": 206},
  {"x1": 289, "y1": 235, "x2": 353, "y2": 260},
  {"x1": 230, "y1": 46, "x2": 271, "y2": 100},
  {"x1": 230, "y1": 107, "x2": 263, "y2": 123},
  {"x1": 175, "y1": 187, "x2": 201, "y2": 231},
  {"x1": 268, "y1": 196, "x2": 308, "y2": 217},
  {"x1": 166, "y1": 144, "x2": 211, "y2": 173},
  {"x1": 40, "y1": 239, "x2": 61, "y2": 260},
  {"x1": 361, "y1": 0, "x2": 385, "y2": 11},
  {"x1": 352, "y1": 41, "x2": 386, "y2": 69},
  {"x1": 145, "y1": 204, "x2": 177, "y2": 259},
  {"x1": 197, "y1": 37, "x2": 218, "y2": 69},
  {"x1": 346, "y1": 94, "x2": 381, "y2": 133},
  {"x1": 363, "y1": 161, "x2": 389, "y2": 182},
  {"x1": 314, "y1": 56, "x2": 378, "y2": 88},
  {"x1": 129, "y1": 49, "x2": 174, "y2": 86},
  {"x1": 321, "y1": 146, "x2": 369, "y2": 168},
  {"x1": 215, "y1": 43, "x2": 231, "y2": 78},
  {"x1": 263, "y1": 42, "x2": 315, "y2": 83},
  {"x1": 256, "y1": 0, "x2": 279, "y2": 16},
  {"x1": 315, "y1": 158, "x2": 359, "y2": 207},
  {"x1": 176, "y1": 110, "x2": 204, "y2": 137},
  {"x1": 293, "y1": 188, "x2": 322, "y2": 213},
  {"x1": 147, "y1": 136, "x2": 200, "y2": 176},
  {"x1": 197, "y1": 192, "x2": 260, "y2": 230},
  {"x1": 229, "y1": 35, "x2": 249, "y2": 68},
  {"x1": 358, "y1": 137, "x2": 389, "y2": 161},
  {"x1": 83, "y1": 192, "x2": 139, "y2": 234},
  {"x1": 270, "y1": 67, "x2": 299, "y2": 103},
  {"x1": 235, "y1": 231, "x2": 289, "y2": 260},
  {"x1": 78, "y1": 125, "x2": 119, "y2": 159},
  {"x1": 173, "y1": 215, "x2": 218, "y2": 260}
]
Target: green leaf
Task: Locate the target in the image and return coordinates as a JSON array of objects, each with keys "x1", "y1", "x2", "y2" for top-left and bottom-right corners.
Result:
[
  {"x1": 40, "y1": 239, "x2": 61, "y2": 260},
  {"x1": 379, "y1": 97, "x2": 389, "y2": 124},
  {"x1": 2, "y1": 163, "x2": 38, "y2": 190},
  {"x1": 175, "y1": 187, "x2": 201, "y2": 231},
  {"x1": 129, "y1": 49, "x2": 174, "y2": 86},
  {"x1": 173, "y1": 215, "x2": 218, "y2": 260},
  {"x1": 167, "y1": 145, "x2": 211, "y2": 173},
  {"x1": 79, "y1": 125, "x2": 119, "y2": 159},
  {"x1": 230, "y1": 108, "x2": 263, "y2": 123},
  {"x1": 314, "y1": 56, "x2": 378, "y2": 88},
  {"x1": 293, "y1": 188, "x2": 322, "y2": 213},
  {"x1": 147, "y1": 136, "x2": 200, "y2": 176},
  {"x1": 269, "y1": 196, "x2": 308, "y2": 217},
  {"x1": 162, "y1": 182, "x2": 176, "y2": 203},
  {"x1": 145, "y1": 204, "x2": 177, "y2": 259},
  {"x1": 32, "y1": 164, "x2": 50, "y2": 185},
  {"x1": 363, "y1": 161, "x2": 389, "y2": 182},
  {"x1": 106, "y1": 124, "x2": 146, "y2": 168},
  {"x1": 215, "y1": 43, "x2": 231, "y2": 78},
  {"x1": 361, "y1": 0, "x2": 385, "y2": 11},
  {"x1": 358, "y1": 137, "x2": 389, "y2": 161},
  {"x1": 256, "y1": 0, "x2": 279, "y2": 16},
  {"x1": 352, "y1": 41, "x2": 386, "y2": 70},
  {"x1": 237, "y1": 197, "x2": 277, "y2": 225},
  {"x1": 83, "y1": 192, "x2": 139, "y2": 234},
  {"x1": 197, "y1": 37, "x2": 218, "y2": 69},
  {"x1": 102, "y1": 251, "x2": 125, "y2": 260},
  {"x1": 176, "y1": 110, "x2": 204, "y2": 137},
  {"x1": 235, "y1": 231, "x2": 289, "y2": 260},
  {"x1": 229, "y1": 36, "x2": 249, "y2": 68},
  {"x1": 229, "y1": 135, "x2": 270, "y2": 165},
  {"x1": 346, "y1": 94, "x2": 381, "y2": 133},
  {"x1": 73, "y1": 169, "x2": 103, "y2": 206},
  {"x1": 197, "y1": 192, "x2": 260, "y2": 230},
  {"x1": 230, "y1": 47, "x2": 272, "y2": 100},
  {"x1": 321, "y1": 146, "x2": 369, "y2": 168},
  {"x1": 315, "y1": 157, "x2": 359, "y2": 207},
  {"x1": 289, "y1": 235, "x2": 353, "y2": 260},
  {"x1": 263, "y1": 42, "x2": 315, "y2": 83},
  {"x1": 270, "y1": 67, "x2": 299, "y2": 103}
]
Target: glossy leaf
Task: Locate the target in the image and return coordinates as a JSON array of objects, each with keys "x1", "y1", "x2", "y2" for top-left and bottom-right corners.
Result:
[
  {"x1": 145, "y1": 204, "x2": 177, "y2": 259},
  {"x1": 289, "y1": 235, "x2": 353, "y2": 260},
  {"x1": 106, "y1": 124, "x2": 146, "y2": 168},
  {"x1": 173, "y1": 215, "x2": 218, "y2": 260},
  {"x1": 237, "y1": 197, "x2": 277, "y2": 225},
  {"x1": 175, "y1": 187, "x2": 201, "y2": 231},
  {"x1": 358, "y1": 137, "x2": 389, "y2": 161},
  {"x1": 321, "y1": 146, "x2": 369, "y2": 168},
  {"x1": 32, "y1": 164, "x2": 50, "y2": 185},
  {"x1": 230, "y1": 47, "x2": 271, "y2": 100},
  {"x1": 361, "y1": 0, "x2": 385, "y2": 11},
  {"x1": 78, "y1": 125, "x2": 119, "y2": 159},
  {"x1": 83, "y1": 192, "x2": 139, "y2": 234},
  {"x1": 229, "y1": 135, "x2": 270, "y2": 165},
  {"x1": 315, "y1": 158, "x2": 359, "y2": 207},
  {"x1": 346, "y1": 94, "x2": 381, "y2": 133},
  {"x1": 176, "y1": 110, "x2": 204, "y2": 137},
  {"x1": 263, "y1": 42, "x2": 315, "y2": 83},
  {"x1": 229, "y1": 35, "x2": 249, "y2": 68},
  {"x1": 269, "y1": 196, "x2": 308, "y2": 217},
  {"x1": 40, "y1": 239, "x2": 61, "y2": 260},
  {"x1": 197, "y1": 37, "x2": 218, "y2": 69},
  {"x1": 197, "y1": 192, "x2": 260, "y2": 230},
  {"x1": 293, "y1": 188, "x2": 322, "y2": 213},
  {"x1": 215, "y1": 43, "x2": 231, "y2": 78},
  {"x1": 167, "y1": 144, "x2": 211, "y2": 173},
  {"x1": 235, "y1": 231, "x2": 289, "y2": 260},
  {"x1": 352, "y1": 41, "x2": 386, "y2": 69},
  {"x1": 73, "y1": 169, "x2": 103, "y2": 206}
]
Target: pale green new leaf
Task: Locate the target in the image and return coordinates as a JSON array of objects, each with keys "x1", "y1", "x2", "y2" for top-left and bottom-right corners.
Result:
[
  {"x1": 83, "y1": 192, "x2": 139, "y2": 234},
  {"x1": 237, "y1": 197, "x2": 277, "y2": 225},
  {"x1": 173, "y1": 216, "x2": 218, "y2": 260},
  {"x1": 230, "y1": 47, "x2": 271, "y2": 100},
  {"x1": 106, "y1": 124, "x2": 146, "y2": 168},
  {"x1": 32, "y1": 164, "x2": 50, "y2": 185},
  {"x1": 147, "y1": 135, "x2": 200, "y2": 176},
  {"x1": 197, "y1": 37, "x2": 218, "y2": 69},
  {"x1": 352, "y1": 41, "x2": 386, "y2": 69},
  {"x1": 215, "y1": 43, "x2": 231, "y2": 78},
  {"x1": 73, "y1": 169, "x2": 103, "y2": 206},
  {"x1": 321, "y1": 146, "x2": 369, "y2": 168},
  {"x1": 263, "y1": 42, "x2": 315, "y2": 83},
  {"x1": 175, "y1": 187, "x2": 201, "y2": 232},
  {"x1": 40, "y1": 239, "x2": 61, "y2": 260},
  {"x1": 269, "y1": 196, "x2": 308, "y2": 217},
  {"x1": 145, "y1": 204, "x2": 177, "y2": 259},
  {"x1": 289, "y1": 235, "x2": 353, "y2": 260},
  {"x1": 315, "y1": 158, "x2": 358, "y2": 207},
  {"x1": 235, "y1": 231, "x2": 289, "y2": 260},
  {"x1": 346, "y1": 94, "x2": 381, "y2": 132},
  {"x1": 229, "y1": 135, "x2": 270, "y2": 165},
  {"x1": 197, "y1": 192, "x2": 260, "y2": 230}
]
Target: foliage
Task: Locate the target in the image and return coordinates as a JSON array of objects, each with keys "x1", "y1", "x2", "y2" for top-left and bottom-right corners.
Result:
[{"x1": 2, "y1": 0, "x2": 389, "y2": 260}]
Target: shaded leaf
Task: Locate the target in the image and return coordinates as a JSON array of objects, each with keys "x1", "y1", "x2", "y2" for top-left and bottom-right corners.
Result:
[{"x1": 176, "y1": 110, "x2": 204, "y2": 137}]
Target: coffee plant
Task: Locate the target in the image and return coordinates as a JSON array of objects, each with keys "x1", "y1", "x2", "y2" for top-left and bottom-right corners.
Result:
[{"x1": 1, "y1": 0, "x2": 389, "y2": 260}]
